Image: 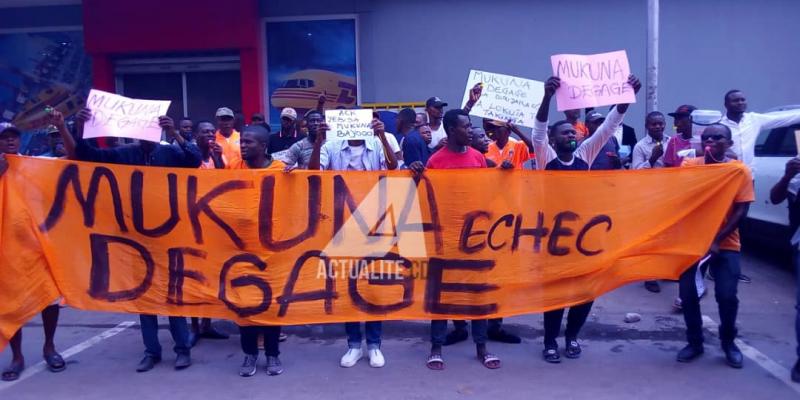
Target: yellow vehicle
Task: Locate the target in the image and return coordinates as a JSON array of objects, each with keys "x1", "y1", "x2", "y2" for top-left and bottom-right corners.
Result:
[
  {"x1": 11, "y1": 84, "x2": 85, "y2": 130},
  {"x1": 271, "y1": 69, "x2": 357, "y2": 112}
]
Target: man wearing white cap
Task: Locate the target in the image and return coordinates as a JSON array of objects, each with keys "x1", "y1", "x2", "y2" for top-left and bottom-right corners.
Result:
[
  {"x1": 268, "y1": 107, "x2": 306, "y2": 160},
  {"x1": 215, "y1": 107, "x2": 241, "y2": 164}
]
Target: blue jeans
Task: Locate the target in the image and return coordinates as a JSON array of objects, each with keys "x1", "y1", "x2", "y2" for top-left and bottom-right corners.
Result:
[
  {"x1": 139, "y1": 314, "x2": 190, "y2": 358},
  {"x1": 345, "y1": 321, "x2": 382, "y2": 349},
  {"x1": 431, "y1": 319, "x2": 488, "y2": 346},
  {"x1": 679, "y1": 251, "x2": 740, "y2": 347},
  {"x1": 794, "y1": 249, "x2": 800, "y2": 358}
]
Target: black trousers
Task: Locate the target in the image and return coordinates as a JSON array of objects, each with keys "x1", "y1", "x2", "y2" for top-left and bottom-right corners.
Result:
[
  {"x1": 543, "y1": 301, "x2": 594, "y2": 347},
  {"x1": 239, "y1": 325, "x2": 281, "y2": 357},
  {"x1": 453, "y1": 318, "x2": 503, "y2": 332}
]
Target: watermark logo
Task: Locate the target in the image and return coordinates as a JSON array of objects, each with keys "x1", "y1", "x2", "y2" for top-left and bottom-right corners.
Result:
[{"x1": 322, "y1": 176, "x2": 427, "y2": 259}]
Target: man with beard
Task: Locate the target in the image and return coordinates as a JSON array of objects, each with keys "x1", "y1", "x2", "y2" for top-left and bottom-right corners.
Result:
[
  {"x1": 532, "y1": 74, "x2": 640, "y2": 363},
  {"x1": 284, "y1": 110, "x2": 327, "y2": 170}
]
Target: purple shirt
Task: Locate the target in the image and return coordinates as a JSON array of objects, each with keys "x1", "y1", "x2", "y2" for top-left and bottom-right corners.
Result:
[{"x1": 663, "y1": 135, "x2": 692, "y2": 167}]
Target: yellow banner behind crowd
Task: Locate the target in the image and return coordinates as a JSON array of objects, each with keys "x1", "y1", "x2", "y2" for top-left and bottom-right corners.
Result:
[{"x1": 0, "y1": 156, "x2": 749, "y2": 348}]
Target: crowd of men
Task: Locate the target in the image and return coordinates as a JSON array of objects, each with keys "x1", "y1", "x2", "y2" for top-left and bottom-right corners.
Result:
[{"x1": 2, "y1": 73, "x2": 800, "y2": 383}]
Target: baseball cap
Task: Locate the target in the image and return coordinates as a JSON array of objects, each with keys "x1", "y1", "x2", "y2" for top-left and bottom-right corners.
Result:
[
  {"x1": 215, "y1": 107, "x2": 235, "y2": 118},
  {"x1": 586, "y1": 111, "x2": 605, "y2": 122},
  {"x1": 425, "y1": 97, "x2": 448, "y2": 108},
  {"x1": 485, "y1": 119, "x2": 508, "y2": 127},
  {"x1": 280, "y1": 108, "x2": 298, "y2": 121},
  {"x1": 668, "y1": 105, "x2": 697, "y2": 118},
  {"x1": 0, "y1": 122, "x2": 21, "y2": 137}
]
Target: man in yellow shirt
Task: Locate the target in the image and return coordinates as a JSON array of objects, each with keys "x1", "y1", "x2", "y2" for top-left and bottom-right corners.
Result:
[
  {"x1": 227, "y1": 124, "x2": 284, "y2": 376},
  {"x1": 215, "y1": 107, "x2": 242, "y2": 164},
  {"x1": 484, "y1": 120, "x2": 533, "y2": 169},
  {"x1": 227, "y1": 125, "x2": 286, "y2": 171}
]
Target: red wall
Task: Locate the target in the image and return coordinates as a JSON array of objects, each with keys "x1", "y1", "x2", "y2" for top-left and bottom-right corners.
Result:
[{"x1": 82, "y1": 0, "x2": 263, "y2": 117}]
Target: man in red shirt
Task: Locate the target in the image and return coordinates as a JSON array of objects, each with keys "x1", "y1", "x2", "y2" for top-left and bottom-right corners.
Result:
[
  {"x1": 409, "y1": 109, "x2": 501, "y2": 371},
  {"x1": 425, "y1": 109, "x2": 486, "y2": 169}
]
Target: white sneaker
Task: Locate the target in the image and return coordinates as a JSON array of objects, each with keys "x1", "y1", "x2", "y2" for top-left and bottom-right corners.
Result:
[
  {"x1": 340, "y1": 348, "x2": 363, "y2": 368},
  {"x1": 368, "y1": 348, "x2": 385, "y2": 368}
]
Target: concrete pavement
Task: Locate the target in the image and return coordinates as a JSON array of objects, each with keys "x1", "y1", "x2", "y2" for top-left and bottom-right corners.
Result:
[{"x1": 2, "y1": 250, "x2": 798, "y2": 399}]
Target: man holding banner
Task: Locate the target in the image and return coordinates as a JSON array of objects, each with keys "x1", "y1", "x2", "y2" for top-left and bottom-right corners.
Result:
[
  {"x1": 227, "y1": 125, "x2": 286, "y2": 377},
  {"x1": 410, "y1": 109, "x2": 502, "y2": 370},
  {"x1": 677, "y1": 123, "x2": 754, "y2": 369},
  {"x1": 533, "y1": 74, "x2": 641, "y2": 363},
  {"x1": 0, "y1": 123, "x2": 66, "y2": 381},
  {"x1": 58, "y1": 108, "x2": 201, "y2": 372},
  {"x1": 308, "y1": 114, "x2": 393, "y2": 368}
]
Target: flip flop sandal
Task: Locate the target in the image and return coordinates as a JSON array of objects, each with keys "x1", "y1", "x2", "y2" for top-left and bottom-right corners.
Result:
[
  {"x1": 2, "y1": 362, "x2": 24, "y2": 382},
  {"x1": 426, "y1": 354, "x2": 444, "y2": 370},
  {"x1": 542, "y1": 348, "x2": 561, "y2": 364},
  {"x1": 565, "y1": 341, "x2": 582, "y2": 359},
  {"x1": 44, "y1": 353, "x2": 66, "y2": 372},
  {"x1": 480, "y1": 354, "x2": 501, "y2": 369}
]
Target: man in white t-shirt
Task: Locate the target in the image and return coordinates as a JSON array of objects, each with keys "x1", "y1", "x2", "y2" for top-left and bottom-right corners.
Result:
[
  {"x1": 372, "y1": 111, "x2": 402, "y2": 166},
  {"x1": 425, "y1": 96, "x2": 447, "y2": 150}
]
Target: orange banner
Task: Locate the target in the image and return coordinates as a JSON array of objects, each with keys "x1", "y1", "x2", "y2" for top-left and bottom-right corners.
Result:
[{"x1": 0, "y1": 155, "x2": 749, "y2": 348}]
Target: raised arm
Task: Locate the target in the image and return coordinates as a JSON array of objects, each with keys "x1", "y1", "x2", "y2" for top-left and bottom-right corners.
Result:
[
  {"x1": 160, "y1": 116, "x2": 201, "y2": 168},
  {"x1": 373, "y1": 119, "x2": 398, "y2": 170},
  {"x1": 463, "y1": 83, "x2": 483, "y2": 114},
  {"x1": 536, "y1": 77, "x2": 559, "y2": 124},
  {"x1": 757, "y1": 108, "x2": 800, "y2": 131},
  {"x1": 316, "y1": 92, "x2": 327, "y2": 114},
  {"x1": 70, "y1": 108, "x2": 124, "y2": 163},
  {"x1": 771, "y1": 158, "x2": 800, "y2": 204},
  {"x1": 308, "y1": 122, "x2": 328, "y2": 170},
  {"x1": 53, "y1": 108, "x2": 82, "y2": 159},
  {"x1": 507, "y1": 121, "x2": 534, "y2": 153},
  {"x1": 612, "y1": 74, "x2": 641, "y2": 114},
  {"x1": 577, "y1": 75, "x2": 642, "y2": 165},
  {"x1": 532, "y1": 77, "x2": 560, "y2": 170}
]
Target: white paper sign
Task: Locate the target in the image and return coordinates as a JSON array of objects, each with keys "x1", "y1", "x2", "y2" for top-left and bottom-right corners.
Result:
[
  {"x1": 460, "y1": 70, "x2": 544, "y2": 127},
  {"x1": 83, "y1": 89, "x2": 171, "y2": 142},
  {"x1": 325, "y1": 109, "x2": 374, "y2": 140}
]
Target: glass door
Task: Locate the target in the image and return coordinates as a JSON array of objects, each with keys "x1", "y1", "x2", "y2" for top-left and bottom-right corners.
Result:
[{"x1": 115, "y1": 55, "x2": 242, "y2": 123}]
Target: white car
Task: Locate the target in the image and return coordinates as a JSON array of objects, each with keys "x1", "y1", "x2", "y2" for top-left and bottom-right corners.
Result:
[{"x1": 745, "y1": 105, "x2": 800, "y2": 250}]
